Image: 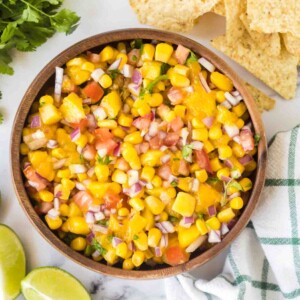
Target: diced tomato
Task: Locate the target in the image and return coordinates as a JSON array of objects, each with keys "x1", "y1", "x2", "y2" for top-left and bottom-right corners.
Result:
[
  {"x1": 95, "y1": 139, "x2": 118, "y2": 155},
  {"x1": 132, "y1": 113, "x2": 152, "y2": 131},
  {"x1": 157, "y1": 164, "x2": 172, "y2": 181},
  {"x1": 149, "y1": 135, "x2": 163, "y2": 150},
  {"x1": 178, "y1": 159, "x2": 189, "y2": 176},
  {"x1": 73, "y1": 191, "x2": 94, "y2": 212},
  {"x1": 240, "y1": 129, "x2": 254, "y2": 152},
  {"x1": 167, "y1": 87, "x2": 186, "y2": 105},
  {"x1": 175, "y1": 44, "x2": 190, "y2": 65},
  {"x1": 82, "y1": 81, "x2": 104, "y2": 103},
  {"x1": 169, "y1": 116, "x2": 184, "y2": 132},
  {"x1": 23, "y1": 165, "x2": 48, "y2": 192},
  {"x1": 164, "y1": 132, "x2": 180, "y2": 147},
  {"x1": 103, "y1": 190, "x2": 121, "y2": 209},
  {"x1": 163, "y1": 245, "x2": 190, "y2": 266},
  {"x1": 69, "y1": 118, "x2": 88, "y2": 131},
  {"x1": 82, "y1": 144, "x2": 97, "y2": 161},
  {"x1": 195, "y1": 149, "x2": 213, "y2": 174},
  {"x1": 94, "y1": 128, "x2": 114, "y2": 141}
]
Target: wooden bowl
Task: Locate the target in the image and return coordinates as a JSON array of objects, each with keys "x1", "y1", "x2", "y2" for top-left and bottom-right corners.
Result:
[{"x1": 11, "y1": 28, "x2": 267, "y2": 279}]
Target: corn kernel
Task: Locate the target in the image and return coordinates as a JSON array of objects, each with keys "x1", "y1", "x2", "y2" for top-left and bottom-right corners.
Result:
[
  {"x1": 141, "y1": 43, "x2": 155, "y2": 61},
  {"x1": 239, "y1": 178, "x2": 252, "y2": 192},
  {"x1": 155, "y1": 43, "x2": 173, "y2": 63},
  {"x1": 236, "y1": 119, "x2": 245, "y2": 129},
  {"x1": 230, "y1": 197, "x2": 244, "y2": 210},
  {"x1": 159, "y1": 211, "x2": 168, "y2": 222},
  {"x1": 196, "y1": 218, "x2": 208, "y2": 235},
  {"x1": 172, "y1": 192, "x2": 196, "y2": 217},
  {"x1": 165, "y1": 111, "x2": 177, "y2": 122},
  {"x1": 245, "y1": 161, "x2": 257, "y2": 172},
  {"x1": 166, "y1": 187, "x2": 177, "y2": 198},
  {"x1": 70, "y1": 237, "x2": 87, "y2": 251},
  {"x1": 209, "y1": 126, "x2": 222, "y2": 140},
  {"x1": 112, "y1": 127, "x2": 126, "y2": 139},
  {"x1": 148, "y1": 93, "x2": 163, "y2": 107},
  {"x1": 174, "y1": 105, "x2": 186, "y2": 118},
  {"x1": 195, "y1": 169, "x2": 208, "y2": 183},
  {"x1": 217, "y1": 208, "x2": 235, "y2": 223},
  {"x1": 141, "y1": 166, "x2": 155, "y2": 182},
  {"x1": 77, "y1": 173, "x2": 88, "y2": 182},
  {"x1": 99, "y1": 46, "x2": 115, "y2": 62},
  {"x1": 137, "y1": 103, "x2": 151, "y2": 117},
  {"x1": 118, "y1": 207, "x2": 130, "y2": 217},
  {"x1": 59, "y1": 204, "x2": 70, "y2": 217},
  {"x1": 129, "y1": 197, "x2": 145, "y2": 211},
  {"x1": 140, "y1": 150, "x2": 163, "y2": 167},
  {"x1": 66, "y1": 57, "x2": 86, "y2": 67},
  {"x1": 233, "y1": 102, "x2": 247, "y2": 117},
  {"x1": 118, "y1": 113, "x2": 133, "y2": 127},
  {"x1": 170, "y1": 73, "x2": 190, "y2": 88},
  {"x1": 210, "y1": 157, "x2": 223, "y2": 172},
  {"x1": 74, "y1": 134, "x2": 88, "y2": 148},
  {"x1": 122, "y1": 143, "x2": 141, "y2": 170},
  {"x1": 152, "y1": 175, "x2": 163, "y2": 187},
  {"x1": 217, "y1": 167, "x2": 230, "y2": 180},
  {"x1": 81, "y1": 61, "x2": 95, "y2": 72},
  {"x1": 203, "y1": 140, "x2": 215, "y2": 153},
  {"x1": 68, "y1": 216, "x2": 90, "y2": 235},
  {"x1": 116, "y1": 242, "x2": 128, "y2": 259},
  {"x1": 218, "y1": 145, "x2": 233, "y2": 160},
  {"x1": 52, "y1": 148, "x2": 66, "y2": 159},
  {"x1": 133, "y1": 231, "x2": 148, "y2": 251},
  {"x1": 39, "y1": 95, "x2": 54, "y2": 105},
  {"x1": 112, "y1": 169, "x2": 127, "y2": 184},
  {"x1": 117, "y1": 42, "x2": 126, "y2": 53},
  {"x1": 148, "y1": 228, "x2": 162, "y2": 247},
  {"x1": 145, "y1": 196, "x2": 165, "y2": 215},
  {"x1": 20, "y1": 143, "x2": 29, "y2": 155},
  {"x1": 132, "y1": 251, "x2": 145, "y2": 267},
  {"x1": 97, "y1": 120, "x2": 117, "y2": 129},
  {"x1": 190, "y1": 163, "x2": 200, "y2": 173},
  {"x1": 116, "y1": 53, "x2": 128, "y2": 70},
  {"x1": 39, "y1": 190, "x2": 54, "y2": 202},
  {"x1": 124, "y1": 131, "x2": 143, "y2": 144},
  {"x1": 192, "y1": 128, "x2": 208, "y2": 141},
  {"x1": 216, "y1": 91, "x2": 226, "y2": 103},
  {"x1": 123, "y1": 258, "x2": 134, "y2": 270},
  {"x1": 68, "y1": 202, "x2": 82, "y2": 217},
  {"x1": 45, "y1": 215, "x2": 62, "y2": 230},
  {"x1": 99, "y1": 74, "x2": 112, "y2": 88},
  {"x1": 95, "y1": 164, "x2": 109, "y2": 182},
  {"x1": 210, "y1": 72, "x2": 233, "y2": 92},
  {"x1": 173, "y1": 64, "x2": 189, "y2": 76},
  {"x1": 232, "y1": 142, "x2": 245, "y2": 158},
  {"x1": 206, "y1": 216, "x2": 221, "y2": 230}
]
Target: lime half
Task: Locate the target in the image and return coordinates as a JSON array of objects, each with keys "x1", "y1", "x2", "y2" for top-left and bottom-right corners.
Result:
[
  {"x1": 21, "y1": 267, "x2": 91, "y2": 300},
  {"x1": 0, "y1": 224, "x2": 26, "y2": 300}
]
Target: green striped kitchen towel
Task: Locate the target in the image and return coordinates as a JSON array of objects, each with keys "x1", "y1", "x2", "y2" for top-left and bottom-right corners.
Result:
[{"x1": 165, "y1": 124, "x2": 300, "y2": 300}]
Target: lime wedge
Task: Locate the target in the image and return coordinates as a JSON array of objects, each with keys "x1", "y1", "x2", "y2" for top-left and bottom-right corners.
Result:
[
  {"x1": 0, "y1": 224, "x2": 26, "y2": 300},
  {"x1": 21, "y1": 267, "x2": 91, "y2": 300}
]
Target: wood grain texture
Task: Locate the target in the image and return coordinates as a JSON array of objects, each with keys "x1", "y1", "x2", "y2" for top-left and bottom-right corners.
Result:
[{"x1": 10, "y1": 28, "x2": 267, "y2": 279}]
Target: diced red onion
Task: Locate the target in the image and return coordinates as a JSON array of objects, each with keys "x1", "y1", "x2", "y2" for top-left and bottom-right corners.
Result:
[
  {"x1": 191, "y1": 178, "x2": 200, "y2": 192},
  {"x1": 92, "y1": 224, "x2": 108, "y2": 234},
  {"x1": 24, "y1": 162, "x2": 31, "y2": 169},
  {"x1": 94, "y1": 212, "x2": 105, "y2": 221},
  {"x1": 30, "y1": 115, "x2": 41, "y2": 128},
  {"x1": 69, "y1": 164, "x2": 87, "y2": 174},
  {"x1": 53, "y1": 158, "x2": 67, "y2": 170},
  {"x1": 199, "y1": 73, "x2": 211, "y2": 93},
  {"x1": 208, "y1": 230, "x2": 221, "y2": 243},
  {"x1": 108, "y1": 58, "x2": 121, "y2": 71},
  {"x1": 110, "y1": 208, "x2": 117, "y2": 214},
  {"x1": 87, "y1": 166, "x2": 95, "y2": 178},
  {"x1": 238, "y1": 155, "x2": 253, "y2": 165},
  {"x1": 85, "y1": 211, "x2": 95, "y2": 224},
  {"x1": 221, "y1": 223, "x2": 229, "y2": 235},
  {"x1": 231, "y1": 90, "x2": 240, "y2": 97},
  {"x1": 202, "y1": 116, "x2": 214, "y2": 128},
  {"x1": 92, "y1": 250, "x2": 101, "y2": 259},
  {"x1": 77, "y1": 146, "x2": 83, "y2": 154},
  {"x1": 121, "y1": 64, "x2": 134, "y2": 77},
  {"x1": 91, "y1": 68, "x2": 105, "y2": 82},
  {"x1": 155, "y1": 247, "x2": 162, "y2": 257},
  {"x1": 47, "y1": 208, "x2": 60, "y2": 219},
  {"x1": 138, "y1": 180, "x2": 147, "y2": 187},
  {"x1": 70, "y1": 127, "x2": 81, "y2": 141},
  {"x1": 186, "y1": 236, "x2": 207, "y2": 253},
  {"x1": 146, "y1": 182, "x2": 153, "y2": 189},
  {"x1": 159, "y1": 145, "x2": 168, "y2": 152},
  {"x1": 54, "y1": 189, "x2": 62, "y2": 198},
  {"x1": 75, "y1": 181, "x2": 86, "y2": 191},
  {"x1": 112, "y1": 237, "x2": 123, "y2": 248},
  {"x1": 93, "y1": 106, "x2": 107, "y2": 120},
  {"x1": 124, "y1": 182, "x2": 142, "y2": 197},
  {"x1": 126, "y1": 170, "x2": 138, "y2": 186},
  {"x1": 224, "y1": 124, "x2": 239, "y2": 138},
  {"x1": 179, "y1": 216, "x2": 194, "y2": 228},
  {"x1": 149, "y1": 122, "x2": 159, "y2": 137},
  {"x1": 47, "y1": 140, "x2": 58, "y2": 149},
  {"x1": 161, "y1": 154, "x2": 171, "y2": 164},
  {"x1": 128, "y1": 83, "x2": 141, "y2": 96},
  {"x1": 175, "y1": 44, "x2": 190, "y2": 64},
  {"x1": 227, "y1": 219, "x2": 237, "y2": 230},
  {"x1": 89, "y1": 205, "x2": 101, "y2": 213},
  {"x1": 82, "y1": 179, "x2": 92, "y2": 186},
  {"x1": 128, "y1": 241, "x2": 136, "y2": 252},
  {"x1": 229, "y1": 192, "x2": 241, "y2": 200},
  {"x1": 154, "y1": 215, "x2": 161, "y2": 221},
  {"x1": 86, "y1": 231, "x2": 95, "y2": 243},
  {"x1": 183, "y1": 86, "x2": 194, "y2": 93},
  {"x1": 220, "y1": 175, "x2": 231, "y2": 183},
  {"x1": 159, "y1": 234, "x2": 168, "y2": 248},
  {"x1": 180, "y1": 127, "x2": 189, "y2": 145},
  {"x1": 86, "y1": 114, "x2": 97, "y2": 129},
  {"x1": 190, "y1": 141, "x2": 203, "y2": 150},
  {"x1": 220, "y1": 100, "x2": 232, "y2": 109},
  {"x1": 233, "y1": 135, "x2": 241, "y2": 144},
  {"x1": 113, "y1": 143, "x2": 121, "y2": 157},
  {"x1": 168, "y1": 175, "x2": 178, "y2": 184},
  {"x1": 83, "y1": 98, "x2": 92, "y2": 105},
  {"x1": 225, "y1": 92, "x2": 240, "y2": 106},
  {"x1": 97, "y1": 148, "x2": 108, "y2": 158},
  {"x1": 53, "y1": 198, "x2": 60, "y2": 210},
  {"x1": 132, "y1": 69, "x2": 142, "y2": 86},
  {"x1": 156, "y1": 221, "x2": 175, "y2": 233},
  {"x1": 224, "y1": 159, "x2": 234, "y2": 169},
  {"x1": 198, "y1": 57, "x2": 215, "y2": 73},
  {"x1": 158, "y1": 131, "x2": 167, "y2": 140},
  {"x1": 208, "y1": 205, "x2": 217, "y2": 216},
  {"x1": 54, "y1": 67, "x2": 63, "y2": 102}
]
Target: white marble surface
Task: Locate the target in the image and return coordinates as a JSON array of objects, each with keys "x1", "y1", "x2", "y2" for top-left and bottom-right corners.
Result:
[{"x1": 0, "y1": 1, "x2": 299, "y2": 299}]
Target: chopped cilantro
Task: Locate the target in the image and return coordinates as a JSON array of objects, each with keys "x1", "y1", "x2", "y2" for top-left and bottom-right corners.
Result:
[
  {"x1": 108, "y1": 69, "x2": 120, "y2": 80},
  {"x1": 79, "y1": 154, "x2": 84, "y2": 163},
  {"x1": 206, "y1": 177, "x2": 221, "y2": 184},
  {"x1": 97, "y1": 219, "x2": 109, "y2": 226},
  {"x1": 221, "y1": 180, "x2": 243, "y2": 206},
  {"x1": 133, "y1": 234, "x2": 139, "y2": 241},
  {"x1": 182, "y1": 144, "x2": 194, "y2": 159},
  {"x1": 84, "y1": 245, "x2": 94, "y2": 256},
  {"x1": 140, "y1": 74, "x2": 168, "y2": 96},
  {"x1": 169, "y1": 216, "x2": 178, "y2": 223},
  {"x1": 173, "y1": 157, "x2": 180, "y2": 161},
  {"x1": 107, "y1": 235, "x2": 113, "y2": 242},
  {"x1": 160, "y1": 63, "x2": 171, "y2": 75},
  {"x1": 130, "y1": 38, "x2": 143, "y2": 49},
  {"x1": 170, "y1": 180, "x2": 178, "y2": 187},
  {"x1": 186, "y1": 51, "x2": 198, "y2": 64},
  {"x1": 254, "y1": 134, "x2": 261, "y2": 146},
  {"x1": 97, "y1": 155, "x2": 112, "y2": 165},
  {"x1": 132, "y1": 54, "x2": 137, "y2": 62},
  {"x1": 197, "y1": 213, "x2": 204, "y2": 219},
  {"x1": 91, "y1": 239, "x2": 107, "y2": 256}
]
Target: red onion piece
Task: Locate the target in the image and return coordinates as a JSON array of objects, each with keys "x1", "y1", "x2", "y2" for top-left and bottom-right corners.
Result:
[
  {"x1": 224, "y1": 159, "x2": 234, "y2": 169},
  {"x1": 54, "y1": 66, "x2": 63, "y2": 102},
  {"x1": 75, "y1": 181, "x2": 86, "y2": 191},
  {"x1": 55, "y1": 191, "x2": 62, "y2": 198},
  {"x1": 92, "y1": 250, "x2": 101, "y2": 259},
  {"x1": 159, "y1": 234, "x2": 169, "y2": 248},
  {"x1": 47, "y1": 208, "x2": 60, "y2": 219},
  {"x1": 132, "y1": 69, "x2": 142, "y2": 86},
  {"x1": 190, "y1": 141, "x2": 203, "y2": 150},
  {"x1": 87, "y1": 166, "x2": 95, "y2": 177},
  {"x1": 186, "y1": 236, "x2": 207, "y2": 253},
  {"x1": 220, "y1": 175, "x2": 232, "y2": 183},
  {"x1": 229, "y1": 192, "x2": 241, "y2": 200},
  {"x1": 30, "y1": 115, "x2": 41, "y2": 128},
  {"x1": 69, "y1": 164, "x2": 87, "y2": 174},
  {"x1": 122, "y1": 64, "x2": 134, "y2": 77},
  {"x1": 94, "y1": 212, "x2": 105, "y2": 221},
  {"x1": 198, "y1": 57, "x2": 215, "y2": 73},
  {"x1": 155, "y1": 247, "x2": 162, "y2": 257},
  {"x1": 179, "y1": 216, "x2": 194, "y2": 228},
  {"x1": 108, "y1": 58, "x2": 121, "y2": 71},
  {"x1": 128, "y1": 241, "x2": 136, "y2": 252},
  {"x1": 47, "y1": 140, "x2": 58, "y2": 149},
  {"x1": 53, "y1": 158, "x2": 67, "y2": 170},
  {"x1": 224, "y1": 124, "x2": 239, "y2": 138},
  {"x1": 92, "y1": 224, "x2": 108, "y2": 234},
  {"x1": 128, "y1": 83, "x2": 141, "y2": 96},
  {"x1": 221, "y1": 223, "x2": 229, "y2": 235},
  {"x1": 53, "y1": 198, "x2": 60, "y2": 210},
  {"x1": 113, "y1": 143, "x2": 121, "y2": 157},
  {"x1": 70, "y1": 127, "x2": 81, "y2": 141},
  {"x1": 85, "y1": 211, "x2": 95, "y2": 224},
  {"x1": 199, "y1": 73, "x2": 211, "y2": 93},
  {"x1": 228, "y1": 219, "x2": 237, "y2": 230},
  {"x1": 175, "y1": 44, "x2": 190, "y2": 64},
  {"x1": 220, "y1": 100, "x2": 232, "y2": 109},
  {"x1": 238, "y1": 155, "x2": 253, "y2": 165},
  {"x1": 208, "y1": 230, "x2": 221, "y2": 243},
  {"x1": 112, "y1": 237, "x2": 123, "y2": 248},
  {"x1": 86, "y1": 114, "x2": 97, "y2": 129},
  {"x1": 86, "y1": 232, "x2": 95, "y2": 243},
  {"x1": 231, "y1": 90, "x2": 240, "y2": 97},
  {"x1": 156, "y1": 221, "x2": 175, "y2": 233},
  {"x1": 208, "y1": 205, "x2": 217, "y2": 216},
  {"x1": 202, "y1": 116, "x2": 214, "y2": 128},
  {"x1": 225, "y1": 92, "x2": 240, "y2": 106}
]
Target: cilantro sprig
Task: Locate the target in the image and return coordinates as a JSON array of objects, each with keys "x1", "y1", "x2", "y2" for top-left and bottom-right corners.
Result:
[
  {"x1": 140, "y1": 74, "x2": 168, "y2": 96},
  {"x1": 254, "y1": 134, "x2": 261, "y2": 146},
  {"x1": 221, "y1": 180, "x2": 243, "y2": 206},
  {"x1": 97, "y1": 155, "x2": 112, "y2": 165},
  {"x1": 186, "y1": 51, "x2": 198, "y2": 64},
  {"x1": 91, "y1": 239, "x2": 107, "y2": 256}
]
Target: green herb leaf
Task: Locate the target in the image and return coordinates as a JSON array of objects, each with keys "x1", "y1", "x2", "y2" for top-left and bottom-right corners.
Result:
[
  {"x1": 169, "y1": 216, "x2": 178, "y2": 223},
  {"x1": 97, "y1": 219, "x2": 109, "y2": 226},
  {"x1": 130, "y1": 38, "x2": 143, "y2": 49},
  {"x1": 91, "y1": 239, "x2": 107, "y2": 256},
  {"x1": 133, "y1": 234, "x2": 139, "y2": 241},
  {"x1": 227, "y1": 181, "x2": 243, "y2": 191},
  {"x1": 170, "y1": 180, "x2": 178, "y2": 187},
  {"x1": 254, "y1": 134, "x2": 261, "y2": 146},
  {"x1": 186, "y1": 51, "x2": 198, "y2": 64},
  {"x1": 140, "y1": 74, "x2": 168, "y2": 96},
  {"x1": 97, "y1": 155, "x2": 112, "y2": 165},
  {"x1": 197, "y1": 213, "x2": 204, "y2": 219},
  {"x1": 206, "y1": 177, "x2": 220, "y2": 184},
  {"x1": 173, "y1": 157, "x2": 180, "y2": 161},
  {"x1": 182, "y1": 144, "x2": 193, "y2": 159},
  {"x1": 132, "y1": 54, "x2": 137, "y2": 62},
  {"x1": 160, "y1": 63, "x2": 170, "y2": 75},
  {"x1": 108, "y1": 69, "x2": 120, "y2": 80},
  {"x1": 50, "y1": 9, "x2": 80, "y2": 34}
]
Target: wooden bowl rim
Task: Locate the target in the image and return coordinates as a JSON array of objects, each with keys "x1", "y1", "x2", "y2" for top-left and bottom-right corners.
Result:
[{"x1": 11, "y1": 28, "x2": 267, "y2": 279}]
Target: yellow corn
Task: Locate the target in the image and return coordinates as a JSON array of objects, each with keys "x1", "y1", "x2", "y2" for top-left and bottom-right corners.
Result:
[
  {"x1": 124, "y1": 131, "x2": 143, "y2": 144},
  {"x1": 129, "y1": 197, "x2": 145, "y2": 211},
  {"x1": 152, "y1": 175, "x2": 163, "y2": 187},
  {"x1": 195, "y1": 169, "x2": 208, "y2": 183},
  {"x1": 170, "y1": 73, "x2": 190, "y2": 88},
  {"x1": 232, "y1": 142, "x2": 245, "y2": 158},
  {"x1": 217, "y1": 167, "x2": 230, "y2": 180},
  {"x1": 45, "y1": 215, "x2": 62, "y2": 230},
  {"x1": 99, "y1": 74, "x2": 112, "y2": 88},
  {"x1": 232, "y1": 102, "x2": 247, "y2": 117},
  {"x1": 39, "y1": 104, "x2": 61, "y2": 125},
  {"x1": 141, "y1": 61, "x2": 162, "y2": 80},
  {"x1": 81, "y1": 61, "x2": 95, "y2": 72},
  {"x1": 128, "y1": 214, "x2": 147, "y2": 236},
  {"x1": 66, "y1": 67, "x2": 90, "y2": 85},
  {"x1": 205, "y1": 216, "x2": 221, "y2": 230},
  {"x1": 116, "y1": 242, "x2": 128, "y2": 259},
  {"x1": 59, "y1": 204, "x2": 70, "y2": 217},
  {"x1": 191, "y1": 117, "x2": 205, "y2": 129},
  {"x1": 174, "y1": 105, "x2": 186, "y2": 118},
  {"x1": 164, "y1": 111, "x2": 177, "y2": 122},
  {"x1": 216, "y1": 91, "x2": 226, "y2": 103},
  {"x1": 70, "y1": 237, "x2": 87, "y2": 251},
  {"x1": 140, "y1": 150, "x2": 163, "y2": 167},
  {"x1": 39, "y1": 95, "x2": 54, "y2": 105},
  {"x1": 20, "y1": 143, "x2": 29, "y2": 155},
  {"x1": 196, "y1": 218, "x2": 208, "y2": 235},
  {"x1": 77, "y1": 173, "x2": 88, "y2": 182},
  {"x1": 112, "y1": 169, "x2": 128, "y2": 184},
  {"x1": 116, "y1": 53, "x2": 128, "y2": 70},
  {"x1": 133, "y1": 231, "x2": 148, "y2": 251},
  {"x1": 141, "y1": 166, "x2": 155, "y2": 182},
  {"x1": 145, "y1": 196, "x2": 165, "y2": 215},
  {"x1": 159, "y1": 211, "x2": 169, "y2": 222},
  {"x1": 148, "y1": 93, "x2": 163, "y2": 107},
  {"x1": 39, "y1": 190, "x2": 54, "y2": 202},
  {"x1": 118, "y1": 113, "x2": 133, "y2": 127},
  {"x1": 148, "y1": 228, "x2": 162, "y2": 247},
  {"x1": 203, "y1": 140, "x2": 215, "y2": 153},
  {"x1": 209, "y1": 126, "x2": 223, "y2": 140},
  {"x1": 236, "y1": 118, "x2": 245, "y2": 129},
  {"x1": 137, "y1": 103, "x2": 151, "y2": 117},
  {"x1": 239, "y1": 178, "x2": 252, "y2": 192},
  {"x1": 141, "y1": 43, "x2": 155, "y2": 61},
  {"x1": 99, "y1": 46, "x2": 115, "y2": 62},
  {"x1": 210, "y1": 72, "x2": 233, "y2": 92},
  {"x1": 123, "y1": 258, "x2": 134, "y2": 270},
  {"x1": 245, "y1": 161, "x2": 257, "y2": 172},
  {"x1": 122, "y1": 143, "x2": 141, "y2": 170},
  {"x1": 217, "y1": 208, "x2": 235, "y2": 223},
  {"x1": 68, "y1": 202, "x2": 82, "y2": 217},
  {"x1": 61, "y1": 178, "x2": 75, "y2": 190},
  {"x1": 230, "y1": 197, "x2": 244, "y2": 210},
  {"x1": 173, "y1": 64, "x2": 189, "y2": 76},
  {"x1": 192, "y1": 128, "x2": 208, "y2": 141},
  {"x1": 218, "y1": 145, "x2": 233, "y2": 160},
  {"x1": 210, "y1": 157, "x2": 223, "y2": 172},
  {"x1": 68, "y1": 216, "x2": 90, "y2": 235},
  {"x1": 112, "y1": 127, "x2": 126, "y2": 139},
  {"x1": 118, "y1": 207, "x2": 130, "y2": 217},
  {"x1": 177, "y1": 177, "x2": 192, "y2": 192},
  {"x1": 178, "y1": 225, "x2": 200, "y2": 248},
  {"x1": 101, "y1": 91, "x2": 121, "y2": 118},
  {"x1": 155, "y1": 43, "x2": 174, "y2": 63},
  {"x1": 95, "y1": 164, "x2": 110, "y2": 182},
  {"x1": 66, "y1": 57, "x2": 86, "y2": 67},
  {"x1": 132, "y1": 251, "x2": 145, "y2": 267}
]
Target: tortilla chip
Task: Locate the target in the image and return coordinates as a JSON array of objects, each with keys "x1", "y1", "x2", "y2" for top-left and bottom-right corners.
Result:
[
  {"x1": 224, "y1": 0, "x2": 246, "y2": 43},
  {"x1": 282, "y1": 33, "x2": 300, "y2": 56},
  {"x1": 239, "y1": 13, "x2": 281, "y2": 57},
  {"x1": 212, "y1": 0, "x2": 225, "y2": 16},
  {"x1": 211, "y1": 34, "x2": 298, "y2": 99},
  {"x1": 247, "y1": 0, "x2": 300, "y2": 38},
  {"x1": 245, "y1": 83, "x2": 275, "y2": 112},
  {"x1": 129, "y1": 0, "x2": 218, "y2": 32}
]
